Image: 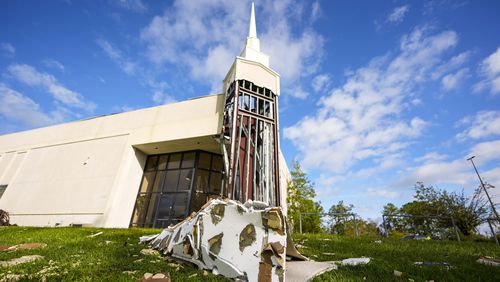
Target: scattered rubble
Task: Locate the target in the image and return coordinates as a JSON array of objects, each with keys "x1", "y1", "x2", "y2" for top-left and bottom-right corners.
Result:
[
  {"x1": 142, "y1": 199, "x2": 335, "y2": 282},
  {"x1": 0, "y1": 274, "x2": 25, "y2": 282},
  {"x1": 0, "y1": 209, "x2": 10, "y2": 226},
  {"x1": 477, "y1": 256, "x2": 500, "y2": 267},
  {"x1": 88, "y1": 231, "x2": 103, "y2": 238},
  {"x1": 140, "y1": 249, "x2": 159, "y2": 256},
  {"x1": 137, "y1": 272, "x2": 171, "y2": 282},
  {"x1": 341, "y1": 258, "x2": 371, "y2": 266},
  {"x1": 0, "y1": 255, "x2": 44, "y2": 267},
  {"x1": 414, "y1": 261, "x2": 452, "y2": 269},
  {"x1": 286, "y1": 261, "x2": 337, "y2": 282}
]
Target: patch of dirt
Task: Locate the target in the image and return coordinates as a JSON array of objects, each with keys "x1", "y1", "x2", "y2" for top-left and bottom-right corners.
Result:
[{"x1": 1, "y1": 243, "x2": 47, "y2": 252}]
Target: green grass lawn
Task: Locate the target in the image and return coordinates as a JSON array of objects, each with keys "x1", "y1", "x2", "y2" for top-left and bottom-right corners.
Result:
[{"x1": 1, "y1": 226, "x2": 499, "y2": 281}]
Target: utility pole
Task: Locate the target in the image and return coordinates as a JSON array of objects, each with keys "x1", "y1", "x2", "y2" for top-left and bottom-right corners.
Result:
[{"x1": 467, "y1": 156, "x2": 499, "y2": 222}]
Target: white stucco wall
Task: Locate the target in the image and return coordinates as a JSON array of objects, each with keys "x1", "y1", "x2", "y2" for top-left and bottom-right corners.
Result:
[{"x1": 0, "y1": 94, "x2": 224, "y2": 227}]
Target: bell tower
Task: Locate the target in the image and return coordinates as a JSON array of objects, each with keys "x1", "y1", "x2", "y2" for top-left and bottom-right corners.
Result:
[{"x1": 220, "y1": 2, "x2": 282, "y2": 206}]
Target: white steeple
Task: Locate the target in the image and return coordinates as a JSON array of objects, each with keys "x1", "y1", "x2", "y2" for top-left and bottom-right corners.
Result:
[
  {"x1": 240, "y1": 1, "x2": 270, "y2": 67},
  {"x1": 248, "y1": 2, "x2": 257, "y2": 39}
]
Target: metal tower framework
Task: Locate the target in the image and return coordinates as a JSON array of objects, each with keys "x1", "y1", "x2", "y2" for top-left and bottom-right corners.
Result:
[{"x1": 221, "y1": 79, "x2": 280, "y2": 206}]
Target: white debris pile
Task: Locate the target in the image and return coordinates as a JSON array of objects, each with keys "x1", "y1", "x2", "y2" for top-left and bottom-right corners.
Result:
[{"x1": 141, "y1": 199, "x2": 292, "y2": 281}]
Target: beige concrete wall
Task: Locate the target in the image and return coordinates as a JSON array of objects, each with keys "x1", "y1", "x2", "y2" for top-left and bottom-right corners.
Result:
[
  {"x1": 0, "y1": 94, "x2": 224, "y2": 227},
  {"x1": 223, "y1": 57, "x2": 280, "y2": 96}
]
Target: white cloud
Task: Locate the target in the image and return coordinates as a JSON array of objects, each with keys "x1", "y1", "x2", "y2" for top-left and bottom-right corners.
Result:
[
  {"x1": 152, "y1": 90, "x2": 176, "y2": 105},
  {"x1": 113, "y1": 0, "x2": 147, "y2": 12},
  {"x1": 0, "y1": 84, "x2": 67, "y2": 128},
  {"x1": 397, "y1": 139, "x2": 500, "y2": 188},
  {"x1": 0, "y1": 42, "x2": 15, "y2": 56},
  {"x1": 96, "y1": 39, "x2": 137, "y2": 75},
  {"x1": 457, "y1": 110, "x2": 500, "y2": 140},
  {"x1": 474, "y1": 46, "x2": 500, "y2": 95},
  {"x1": 96, "y1": 39, "x2": 175, "y2": 104},
  {"x1": 42, "y1": 59, "x2": 65, "y2": 72},
  {"x1": 469, "y1": 139, "x2": 500, "y2": 164},
  {"x1": 285, "y1": 27, "x2": 458, "y2": 174},
  {"x1": 140, "y1": 0, "x2": 323, "y2": 96},
  {"x1": 441, "y1": 67, "x2": 469, "y2": 91},
  {"x1": 431, "y1": 50, "x2": 471, "y2": 80},
  {"x1": 387, "y1": 5, "x2": 410, "y2": 24},
  {"x1": 415, "y1": 152, "x2": 448, "y2": 163},
  {"x1": 312, "y1": 74, "x2": 331, "y2": 92},
  {"x1": 367, "y1": 188, "x2": 401, "y2": 199},
  {"x1": 400, "y1": 159, "x2": 471, "y2": 186},
  {"x1": 7, "y1": 64, "x2": 95, "y2": 111}
]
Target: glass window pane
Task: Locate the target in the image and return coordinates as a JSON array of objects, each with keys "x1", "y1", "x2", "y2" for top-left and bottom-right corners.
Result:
[
  {"x1": 164, "y1": 170, "x2": 179, "y2": 192},
  {"x1": 178, "y1": 169, "x2": 193, "y2": 191},
  {"x1": 250, "y1": 96, "x2": 257, "y2": 112},
  {"x1": 151, "y1": 170, "x2": 165, "y2": 193},
  {"x1": 158, "y1": 155, "x2": 168, "y2": 170},
  {"x1": 209, "y1": 172, "x2": 222, "y2": 194},
  {"x1": 156, "y1": 194, "x2": 175, "y2": 220},
  {"x1": 212, "y1": 155, "x2": 223, "y2": 172},
  {"x1": 258, "y1": 99, "x2": 265, "y2": 115},
  {"x1": 131, "y1": 193, "x2": 147, "y2": 225},
  {"x1": 195, "y1": 170, "x2": 209, "y2": 193},
  {"x1": 139, "y1": 171, "x2": 156, "y2": 193},
  {"x1": 181, "y1": 152, "x2": 195, "y2": 168},
  {"x1": 144, "y1": 193, "x2": 160, "y2": 227},
  {"x1": 238, "y1": 94, "x2": 244, "y2": 110},
  {"x1": 199, "y1": 152, "x2": 211, "y2": 170},
  {"x1": 145, "y1": 156, "x2": 158, "y2": 171},
  {"x1": 264, "y1": 101, "x2": 271, "y2": 118},
  {"x1": 244, "y1": 94, "x2": 250, "y2": 110},
  {"x1": 172, "y1": 193, "x2": 189, "y2": 218},
  {"x1": 167, "y1": 153, "x2": 181, "y2": 169}
]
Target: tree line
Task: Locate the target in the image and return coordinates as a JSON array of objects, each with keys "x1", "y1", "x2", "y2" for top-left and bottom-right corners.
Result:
[{"x1": 286, "y1": 161, "x2": 493, "y2": 238}]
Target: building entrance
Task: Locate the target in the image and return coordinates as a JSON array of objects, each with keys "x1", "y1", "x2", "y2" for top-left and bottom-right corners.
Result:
[{"x1": 130, "y1": 150, "x2": 223, "y2": 228}]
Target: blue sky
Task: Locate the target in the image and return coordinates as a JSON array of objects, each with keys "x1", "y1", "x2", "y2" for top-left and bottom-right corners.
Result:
[{"x1": 1, "y1": 0, "x2": 499, "y2": 221}]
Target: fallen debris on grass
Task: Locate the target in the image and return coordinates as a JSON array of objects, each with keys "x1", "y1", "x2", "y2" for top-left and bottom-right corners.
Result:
[
  {"x1": 140, "y1": 249, "x2": 159, "y2": 256},
  {"x1": 88, "y1": 231, "x2": 103, "y2": 238},
  {"x1": 138, "y1": 272, "x2": 171, "y2": 282},
  {"x1": 141, "y1": 198, "x2": 335, "y2": 282},
  {"x1": 0, "y1": 273, "x2": 25, "y2": 282},
  {"x1": 393, "y1": 270, "x2": 402, "y2": 277},
  {"x1": 341, "y1": 258, "x2": 371, "y2": 266},
  {"x1": 0, "y1": 255, "x2": 43, "y2": 267},
  {"x1": 286, "y1": 261, "x2": 337, "y2": 282},
  {"x1": 477, "y1": 256, "x2": 500, "y2": 267},
  {"x1": 414, "y1": 261, "x2": 452, "y2": 269}
]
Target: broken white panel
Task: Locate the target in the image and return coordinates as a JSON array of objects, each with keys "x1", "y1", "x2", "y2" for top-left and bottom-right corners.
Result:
[{"x1": 142, "y1": 199, "x2": 288, "y2": 281}]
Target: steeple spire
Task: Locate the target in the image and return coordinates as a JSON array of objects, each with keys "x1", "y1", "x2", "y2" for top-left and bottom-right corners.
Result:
[
  {"x1": 248, "y1": 1, "x2": 257, "y2": 38},
  {"x1": 240, "y1": 1, "x2": 269, "y2": 67}
]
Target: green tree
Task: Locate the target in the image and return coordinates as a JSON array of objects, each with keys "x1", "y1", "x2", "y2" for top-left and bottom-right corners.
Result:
[
  {"x1": 389, "y1": 182, "x2": 488, "y2": 236},
  {"x1": 328, "y1": 201, "x2": 354, "y2": 235},
  {"x1": 382, "y1": 203, "x2": 403, "y2": 232},
  {"x1": 286, "y1": 161, "x2": 324, "y2": 233}
]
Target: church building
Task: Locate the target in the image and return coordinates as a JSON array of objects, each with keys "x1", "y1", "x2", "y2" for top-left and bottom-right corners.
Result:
[{"x1": 0, "y1": 3, "x2": 290, "y2": 228}]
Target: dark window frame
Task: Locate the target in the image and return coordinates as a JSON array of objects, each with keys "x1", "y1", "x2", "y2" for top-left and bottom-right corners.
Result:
[{"x1": 130, "y1": 150, "x2": 223, "y2": 228}]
